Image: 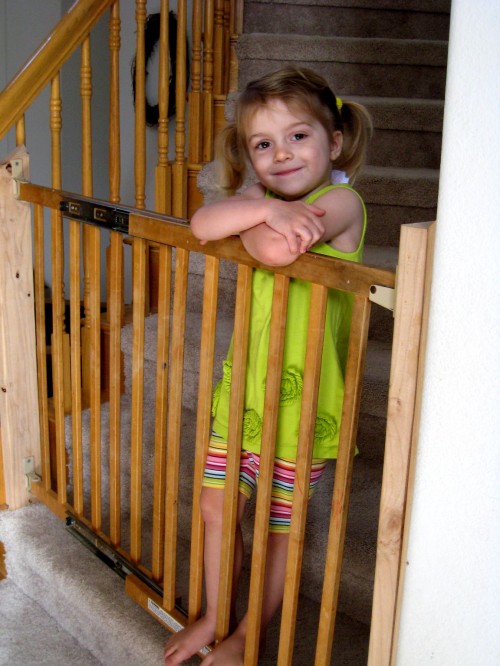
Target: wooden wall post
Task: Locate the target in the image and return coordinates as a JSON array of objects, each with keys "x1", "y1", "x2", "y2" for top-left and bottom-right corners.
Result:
[
  {"x1": 0, "y1": 147, "x2": 40, "y2": 509},
  {"x1": 368, "y1": 222, "x2": 435, "y2": 665}
]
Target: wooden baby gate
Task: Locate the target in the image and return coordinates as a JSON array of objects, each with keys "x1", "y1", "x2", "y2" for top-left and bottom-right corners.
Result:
[{"x1": 0, "y1": 153, "x2": 434, "y2": 663}]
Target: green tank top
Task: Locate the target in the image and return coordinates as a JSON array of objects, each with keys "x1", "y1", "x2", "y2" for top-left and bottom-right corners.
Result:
[{"x1": 211, "y1": 184, "x2": 367, "y2": 459}]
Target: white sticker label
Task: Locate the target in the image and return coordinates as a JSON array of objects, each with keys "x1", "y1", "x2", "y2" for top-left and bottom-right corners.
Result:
[{"x1": 146, "y1": 599, "x2": 211, "y2": 655}]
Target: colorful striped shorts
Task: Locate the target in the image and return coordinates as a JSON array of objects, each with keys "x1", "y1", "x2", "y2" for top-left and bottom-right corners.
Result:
[{"x1": 202, "y1": 433, "x2": 328, "y2": 533}]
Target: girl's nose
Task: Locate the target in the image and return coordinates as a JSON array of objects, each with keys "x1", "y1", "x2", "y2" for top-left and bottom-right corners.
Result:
[{"x1": 274, "y1": 143, "x2": 292, "y2": 162}]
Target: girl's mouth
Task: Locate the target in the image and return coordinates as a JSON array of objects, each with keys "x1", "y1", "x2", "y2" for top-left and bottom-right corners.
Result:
[{"x1": 274, "y1": 167, "x2": 302, "y2": 177}]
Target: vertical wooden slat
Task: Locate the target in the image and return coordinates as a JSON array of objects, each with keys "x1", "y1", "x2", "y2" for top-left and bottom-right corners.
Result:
[
  {"x1": 368, "y1": 224, "x2": 431, "y2": 666},
  {"x1": 33, "y1": 203, "x2": 51, "y2": 490},
  {"x1": 215, "y1": 263, "x2": 252, "y2": 642},
  {"x1": 155, "y1": 0, "x2": 172, "y2": 215},
  {"x1": 69, "y1": 220, "x2": 84, "y2": 516},
  {"x1": 151, "y1": 244, "x2": 173, "y2": 580},
  {"x1": 229, "y1": 0, "x2": 244, "y2": 93},
  {"x1": 315, "y1": 294, "x2": 371, "y2": 665},
  {"x1": 163, "y1": 247, "x2": 189, "y2": 609},
  {"x1": 108, "y1": 230, "x2": 123, "y2": 545},
  {"x1": 244, "y1": 273, "x2": 289, "y2": 665},
  {"x1": 108, "y1": 1, "x2": 121, "y2": 204},
  {"x1": 49, "y1": 73, "x2": 67, "y2": 505},
  {"x1": 278, "y1": 283, "x2": 328, "y2": 664},
  {"x1": 172, "y1": 0, "x2": 188, "y2": 218},
  {"x1": 130, "y1": 237, "x2": 147, "y2": 562},
  {"x1": 188, "y1": 254, "x2": 220, "y2": 622},
  {"x1": 134, "y1": 0, "x2": 147, "y2": 210}
]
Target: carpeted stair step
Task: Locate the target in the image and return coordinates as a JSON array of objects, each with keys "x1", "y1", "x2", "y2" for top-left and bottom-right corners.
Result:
[
  {"x1": 0, "y1": 502, "x2": 371, "y2": 663},
  {"x1": 352, "y1": 96, "x2": 444, "y2": 169},
  {"x1": 236, "y1": 33, "x2": 448, "y2": 98},
  {"x1": 244, "y1": 0, "x2": 451, "y2": 40},
  {"x1": 0, "y1": 504, "x2": 169, "y2": 666}
]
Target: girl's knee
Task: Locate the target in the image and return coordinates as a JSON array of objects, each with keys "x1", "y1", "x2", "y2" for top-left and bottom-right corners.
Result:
[{"x1": 200, "y1": 487, "x2": 225, "y2": 527}]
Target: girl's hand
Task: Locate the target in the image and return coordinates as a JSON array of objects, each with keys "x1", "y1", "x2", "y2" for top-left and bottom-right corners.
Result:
[{"x1": 264, "y1": 200, "x2": 326, "y2": 254}]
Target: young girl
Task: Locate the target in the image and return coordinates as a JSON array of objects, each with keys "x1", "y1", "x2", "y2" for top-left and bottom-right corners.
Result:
[{"x1": 164, "y1": 66, "x2": 371, "y2": 666}]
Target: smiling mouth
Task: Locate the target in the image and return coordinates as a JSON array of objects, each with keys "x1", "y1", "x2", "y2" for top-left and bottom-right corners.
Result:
[{"x1": 274, "y1": 167, "x2": 302, "y2": 177}]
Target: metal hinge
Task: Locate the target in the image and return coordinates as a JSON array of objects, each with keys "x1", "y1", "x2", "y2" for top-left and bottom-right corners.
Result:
[
  {"x1": 11, "y1": 158, "x2": 27, "y2": 198},
  {"x1": 369, "y1": 284, "x2": 396, "y2": 314},
  {"x1": 24, "y1": 456, "x2": 41, "y2": 490}
]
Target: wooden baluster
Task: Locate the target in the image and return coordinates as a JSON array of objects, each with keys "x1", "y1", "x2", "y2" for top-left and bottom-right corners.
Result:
[
  {"x1": 155, "y1": 0, "x2": 172, "y2": 215},
  {"x1": 163, "y1": 247, "x2": 189, "y2": 609},
  {"x1": 135, "y1": 0, "x2": 147, "y2": 210},
  {"x1": 278, "y1": 283, "x2": 328, "y2": 664},
  {"x1": 202, "y1": 0, "x2": 215, "y2": 164},
  {"x1": 244, "y1": 274, "x2": 289, "y2": 665},
  {"x1": 33, "y1": 203, "x2": 51, "y2": 490},
  {"x1": 151, "y1": 244, "x2": 172, "y2": 581},
  {"x1": 222, "y1": 0, "x2": 231, "y2": 93},
  {"x1": 188, "y1": 255, "x2": 220, "y2": 622},
  {"x1": 188, "y1": 0, "x2": 203, "y2": 165},
  {"x1": 213, "y1": 0, "x2": 225, "y2": 95},
  {"x1": 109, "y1": 1, "x2": 121, "y2": 204},
  {"x1": 228, "y1": 0, "x2": 244, "y2": 93},
  {"x1": 187, "y1": 0, "x2": 204, "y2": 217},
  {"x1": 172, "y1": 0, "x2": 188, "y2": 218},
  {"x1": 15, "y1": 116, "x2": 25, "y2": 146},
  {"x1": 215, "y1": 263, "x2": 252, "y2": 643},
  {"x1": 315, "y1": 294, "x2": 371, "y2": 664},
  {"x1": 130, "y1": 237, "x2": 147, "y2": 563},
  {"x1": 49, "y1": 73, "x2": 67, "y2": 504},
  {"x1": 108, "y1": 0, "x2": 123, "y2": 547}
]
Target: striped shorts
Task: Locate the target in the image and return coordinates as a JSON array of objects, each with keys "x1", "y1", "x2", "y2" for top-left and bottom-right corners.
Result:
[{"x1": 202, "y1": 433, "x2": 328, "y2": 533}]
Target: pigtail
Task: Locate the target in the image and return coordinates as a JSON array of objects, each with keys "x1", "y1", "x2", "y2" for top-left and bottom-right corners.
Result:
[
  {"x1": 214, "y1": 123, "x2": 248, "y2": 197},
  {"x1": 335, "y1": 101, "x2": 373, "y2": 183}
]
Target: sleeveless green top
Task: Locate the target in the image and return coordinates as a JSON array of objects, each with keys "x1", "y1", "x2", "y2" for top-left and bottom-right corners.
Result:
[{"x1": 211, "y1": 184, "x2": 367, "y2": 458}]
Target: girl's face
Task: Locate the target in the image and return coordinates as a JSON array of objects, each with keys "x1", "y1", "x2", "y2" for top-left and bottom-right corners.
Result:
[{"x1": 245, "y1": 99, "x2": 342, "y2": 201}]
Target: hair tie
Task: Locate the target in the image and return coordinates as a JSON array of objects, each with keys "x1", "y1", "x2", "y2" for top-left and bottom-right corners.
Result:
[{"x1": 336, "y1": 96, "x2": 343, "y2": 111}]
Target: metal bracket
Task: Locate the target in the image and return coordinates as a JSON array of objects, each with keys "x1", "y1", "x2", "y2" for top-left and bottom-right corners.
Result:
[
  {"x1": 11, "y1": 158, "x2": 27, "y2": 199},
  {"x1": 24, "y1": 456, "x2": 41, "y2": 490},
  {"x1": 369, "y1": 284, "x2": 396, "y2": 314},
  {"x1": 60, "y1": 198, "x2": 129, "y2": 234}
]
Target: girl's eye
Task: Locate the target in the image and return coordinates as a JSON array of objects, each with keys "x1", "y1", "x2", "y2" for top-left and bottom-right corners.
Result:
[
  {"x1": 292, "y1": 132, "x2": 307, "y2": 141},
  {"x1": 256, "y1": 140, "x2": 270, "y2": 150}
]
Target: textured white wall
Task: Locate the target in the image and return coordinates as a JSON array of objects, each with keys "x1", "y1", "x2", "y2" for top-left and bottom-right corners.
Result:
[{"x1": 396, "y1": 1, "x2": 500, "y2": 664}]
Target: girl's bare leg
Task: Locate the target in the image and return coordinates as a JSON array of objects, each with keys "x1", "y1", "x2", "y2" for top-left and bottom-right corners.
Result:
[
  {"x1": 163, "y1": 487, "x2": 247, "y2": 666},
  {"x1": 202, "y1": 532, "x2": 289, "y2": 665}
]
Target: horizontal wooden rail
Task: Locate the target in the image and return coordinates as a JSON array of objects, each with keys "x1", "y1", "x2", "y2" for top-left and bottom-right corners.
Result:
[
  {"x1": 0, "y1": 0, "x2": 114, "y2": 140},
  {"x1": 17, "y1": 182, "x2": 396, "y2": 297}
]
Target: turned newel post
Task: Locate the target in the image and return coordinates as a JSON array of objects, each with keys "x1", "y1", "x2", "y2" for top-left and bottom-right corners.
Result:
[{"x1": 0, "y1": 146, "x2": 41, "y2": 509}]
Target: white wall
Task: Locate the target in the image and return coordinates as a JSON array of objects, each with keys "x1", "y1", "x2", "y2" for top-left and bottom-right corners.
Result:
[{"x1": 396, "y1": 1, "x2": 500, "y2": 664}]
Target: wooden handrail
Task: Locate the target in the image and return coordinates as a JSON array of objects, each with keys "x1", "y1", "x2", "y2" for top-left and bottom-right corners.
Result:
[{"x1": 0, "y1": 0, "x2": 114, "y2": 140}]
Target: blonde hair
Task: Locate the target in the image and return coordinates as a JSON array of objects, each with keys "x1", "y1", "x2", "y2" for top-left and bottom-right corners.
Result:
[{"x1": 216, "y1": 66, "x2": 372, "y2": 196}]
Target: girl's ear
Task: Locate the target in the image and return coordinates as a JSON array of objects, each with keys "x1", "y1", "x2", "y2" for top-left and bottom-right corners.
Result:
[{"x1": 329, "y1": 130, "x2": 343, "y2": 161}]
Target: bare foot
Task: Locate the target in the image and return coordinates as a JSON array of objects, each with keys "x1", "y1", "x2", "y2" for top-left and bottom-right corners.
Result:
[
  {"x1": 164, "y1": 615, "x2": 215, "y2": 666},
  {"x1": 202, "y1": 630, "x2": 246, "y2": 665}
]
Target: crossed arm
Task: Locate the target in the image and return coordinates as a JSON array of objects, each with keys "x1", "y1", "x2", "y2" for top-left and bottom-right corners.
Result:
[{"x1": 190, "y1": 183, "x2": 362, "y2": 266}]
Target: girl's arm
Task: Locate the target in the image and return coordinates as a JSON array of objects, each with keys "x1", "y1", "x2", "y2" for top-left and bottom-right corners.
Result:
[
  {"x1": 190, "y1": 183, "x2": 325, "y2": 264},
  {"x1": 240, "y1": 186, "x2": 364, "y2": 266}
]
